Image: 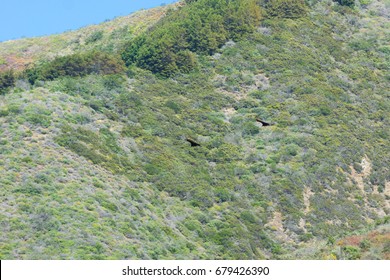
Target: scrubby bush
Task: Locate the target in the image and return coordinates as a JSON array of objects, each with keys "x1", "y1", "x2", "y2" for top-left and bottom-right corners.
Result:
[
  {"x1": 334, "y1": 0, "x2": 354, "y2": 7},
  {"x1": 23, "y1": 51, "x2": 125, "y2": 84},
  {"x1": 0, "y1": 70, "x2": 15, "y2": 94},
  {"x1": 85, "y1": 31, "x2": 104, "y2": 44},
  {"x1": 265, "y1": 0, "x2": 307, "y2": 19},
  {"x1": 55, "y1": 125, "x2": 132, "y2": 174},
  {"x1": 342, "y1": 246, "x2": 361, "y2": 260}
]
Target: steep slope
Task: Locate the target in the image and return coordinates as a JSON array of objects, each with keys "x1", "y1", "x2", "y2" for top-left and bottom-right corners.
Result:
[{"x1": 0, "y1": 0, "x2": 389, "y2": 259}]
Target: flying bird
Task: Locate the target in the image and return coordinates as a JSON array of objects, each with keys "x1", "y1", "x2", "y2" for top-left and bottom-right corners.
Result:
[
  {"x1": 186, "y1": 137, "x2": 201, "y2": 147},
  {"x1": 256, "y1": 118, "x2": 271, "y2": 126}
]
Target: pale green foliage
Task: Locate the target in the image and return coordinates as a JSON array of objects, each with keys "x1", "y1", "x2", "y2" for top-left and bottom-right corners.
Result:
[{"x1": 0, "y1": 0, "x2": 389, "y2": 260}]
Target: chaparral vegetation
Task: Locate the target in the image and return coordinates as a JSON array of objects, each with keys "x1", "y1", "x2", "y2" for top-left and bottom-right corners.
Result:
[{"x1": 0, "y1": 0, "x2": 389, "y2": 259}]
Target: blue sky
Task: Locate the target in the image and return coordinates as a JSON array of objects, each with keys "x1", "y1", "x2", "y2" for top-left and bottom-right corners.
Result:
[{"x1": 0, "y1": 0, "x2": 178, "y2": 42}]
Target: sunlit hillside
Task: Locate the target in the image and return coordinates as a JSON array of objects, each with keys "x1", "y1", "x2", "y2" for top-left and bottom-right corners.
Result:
[
  {"x1": 0, "y1": 0, "x2": 389, "y2": 259},
  {"x1": 0, "y1": 4, "x2": 177, "y2": 72}
]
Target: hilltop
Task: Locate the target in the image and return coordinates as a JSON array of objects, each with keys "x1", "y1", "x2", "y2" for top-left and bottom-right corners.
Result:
[
  {"x1": 0, "y1": 0, "x2": 389, "y2": 259},
  {"x1": 0, "y1": 4, "x2": 176, "y2": 72}
]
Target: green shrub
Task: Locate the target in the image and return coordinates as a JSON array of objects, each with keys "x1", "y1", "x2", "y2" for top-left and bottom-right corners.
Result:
[
  {"x1": 342, "y1": 246, "x2": 361, "y2": 260},
  {"x1": 102, "y1": 74, "x2": 125, "y2": 90},
  {"x1": 242, "y1": 122, "x2": 260, "y2": 136},
  {"x1": 334, "y1": 0, "x2": 354, "y2": 7},
  {"x1": 55, "y1": 125, "x2": 132, "y2": 174},
  {"x1": 24, "y1": 51, "x2": 125, "y2": 84},
  {"x1": 383, "y1": 241, "x2": 390, "y2": 254},
  {"x1": 265, "y1": 0, "x2": 307, "y2": 19},
  {"x1": 359, "y1": 239, "x2": 371, "y2": 250},
  {"x1": 0, "y1": 70, "x2": 15, "y2": 94},
  {"x1": 85, "y1": 31, "x2": 104, "y2": 44},
  {"x1": 13, "y1": 185, "x2": 42, "y2": 195},
  {"x1": 215, "y1": 187, "x2": 232, "y2": 202},
  {"x1": 92, "y1": 179, "x2": 106, "y2": 189},
  {"x1": 95, "y1": 192, "x2": 119, "y2": 212},
  {"x1": 165, "y1": 100, "x2": 181, "y2": 113},
  {"x1": 240, "y1": 211, "x2": 256, "y2": 224},
  {"x1": 25, "y1": 113, "x2": 51, "y2": 127},
  {"x1": 0, "y1": 108, "x2": 9, "y2": 117},
  {"x1": 121, "y1": 125, "x2": 143, "y2": 138}
]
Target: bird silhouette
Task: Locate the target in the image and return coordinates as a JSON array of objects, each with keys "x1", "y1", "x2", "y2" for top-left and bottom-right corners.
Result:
[
  {"x1": 256, "y1": 118, "x2": 271, "y2": 126},
  {"x1": 186, "y1": 137, "x2": 201, "y2": 147}
]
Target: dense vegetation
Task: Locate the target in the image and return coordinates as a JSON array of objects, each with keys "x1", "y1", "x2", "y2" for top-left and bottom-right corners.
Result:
[
  {"x1": 23, "y1": 51, "x2": 125, "y2": 84},
  {"x1": 335, "y1": 0, "x2": 355, "y2": 7},
  {"x1": 264, "y1": 0, "x2": 307, "y2": 18},
  {"x1": 0, "y1": 0, "x2": 389, "y2": 259},
  {"x1": 0, "y1": 70, "x2": 15, "y2": 94},
  {"x1": 122, "y1": 0, "x2": 262, "y2": 76}
]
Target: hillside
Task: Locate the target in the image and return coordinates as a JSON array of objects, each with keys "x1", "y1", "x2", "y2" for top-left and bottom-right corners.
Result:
[
  {"x1": 0, "y1": 0, "x2": 389, "y2": 260},
  {"x1": 0, "y1": 4, "x2": 175, "y2": 72}
]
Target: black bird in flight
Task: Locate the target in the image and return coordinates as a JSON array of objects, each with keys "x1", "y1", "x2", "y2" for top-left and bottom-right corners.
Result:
[
  {"x1": 256, "y1": 118, "x2": 271, "y2": 126},
  {"x1": 186, "y1": 137, "x2": 201, "y2": 147}
]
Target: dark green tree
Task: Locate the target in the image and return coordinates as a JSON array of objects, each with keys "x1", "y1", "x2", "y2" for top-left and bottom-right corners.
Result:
[
  {"x1": 335, "y1": 0, "x2": 354, "y2": 7},
  {"x1": 24, "y1": 51, "x2": 125, "y2": 84},
  {"x1": 0, "y1": 70, "x2": 15, "y2": 94},
  {"x1": 121, "y1": 0, "x2": 262, "y2": 77},
  {"x1": 265, "y1": 0, "x2": 307, "y2": 18}
]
